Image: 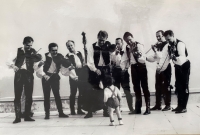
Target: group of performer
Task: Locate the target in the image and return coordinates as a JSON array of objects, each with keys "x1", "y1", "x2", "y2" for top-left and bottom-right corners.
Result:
[{"x1": 8, "y1": 30, "x2": 190, "y2": 125}]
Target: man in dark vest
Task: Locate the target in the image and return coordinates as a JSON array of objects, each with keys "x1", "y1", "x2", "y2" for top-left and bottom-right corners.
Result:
[
  {"x1": 146, "y1": 30, "x2": 172, "y2": 111},
  {"x1": 164, "y1": 30, "x2": 190, "y2": 113},
  {"x1": 66, "y1": 40, "x2": 86, "y2": 115},
  {"x1": 110, "y1": 38, "x2": 134, "y2": 113},
  {"x1": 41, "y1": 43, "x2": 69, "y2": 119},
  {"x1": 85, "y1": 30, "x2": 111, "y2": 118},
  {"x1": 121, "y1": 32, "x2": 150, "y2": 115},
  {"x1": 12, "y1": 36, "x2": 42, "y2": 124}
]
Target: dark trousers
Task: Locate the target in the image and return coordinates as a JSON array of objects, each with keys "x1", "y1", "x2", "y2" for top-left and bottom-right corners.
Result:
[
  {"x1": 69, "y1": 77, "x2": 84, "y2": 112},
  {"x1": 42, "y1": 74, "x2": 63, "y2": 114},
  {"x1": 89, "y1": 66, "x2": 111, "y2": 114},
  {"x1": 112, "y1": 67, "x2": 133, "y2": 111},
  {"x1": 155, "y1": 64, "x2": 172, "y2": 107},
  {"x1": 14, "y1": 69, "x2": 34, "y2": 117},
  {"x1": 131, "y1": 63, "x2": 150, "y2": 111},
  {"x1": 175, "y1": 61, "x2": 190, "y2": 109}
]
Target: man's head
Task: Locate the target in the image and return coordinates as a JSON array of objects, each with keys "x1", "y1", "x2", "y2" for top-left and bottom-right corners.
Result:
[
  {"x1": 115, "y1": 38, "x2": 123, "y2": 50},
  {"x1": 48, "y1": 43, "x2": 58, "y2": 57},
  {"x1": 156, "y1": 30, "x2": 165, "y2": 42},
  {"x1": 23, "y1": 36, "x2": 34, "y2": 50},
  {"x1": 97, "y1": 30, "x2": 108, "y2": 47},
  {"x1": 164, "y1": 30, "x2": 175, "y2": 44},
  {"x1": 66, "y1": 40, "x2": 75, "y2": 53},
  {"x1": 123, "y1": 32, "x2": 135, "y2": 46}
]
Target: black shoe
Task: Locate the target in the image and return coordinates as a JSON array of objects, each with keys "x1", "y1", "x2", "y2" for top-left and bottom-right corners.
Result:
[
  {"x1": 143, "y1": 110, "x2": 151, "y2": 115},
  {"x1": 175, "y1": 108, "x2": 187, "y2": 114},
  {"x1": 59, "y1": 113, "x2": 69, "y2": 118},
  {"x1": 84, "y1": 112, "x2": 93, "y2": 118},
  {"x1": 29, "y1": 112, "x2": 34, "y2": 117},
  {"x1": 172, "y1": 106, "x2": 180, "y2": 112},
  {"x1": 103, "y1": 113, "x2": 109, "y2": 117},
  {"x1": 44, "y1": 114, "x2": 50, "y2": 120},
  {"x1": 129, "y1": 110, "x2": 141, "y2": 115},
  {"x1": 13, "y1": 118, "x2": 21, "y2": 124},
  {"x1": 24, "y1": 117, "x2": 35, "y2": 121},
  {"x1": 150, "y1": 106, "x2": 161, "y2": 111},
  {"x1": 77, "y1": 110, "x2": 85, "y2": 115},
  {"x1": 162, "y1": 106, "x2": 171, "y2": 111}
]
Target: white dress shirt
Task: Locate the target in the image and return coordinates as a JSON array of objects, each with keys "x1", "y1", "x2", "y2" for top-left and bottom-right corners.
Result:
[
  {"x1": 87, "y1": 42, "x2": 107, "y2": 72},
  {"x1": 146, "y1": 43, "x2": 171, "y2": 71},
  {"x1": 120, "y1": 43, "x2": 146, "y2": 70},
  {"x1": 173, "y1": 39, "x2": 188, "y2": 66}
]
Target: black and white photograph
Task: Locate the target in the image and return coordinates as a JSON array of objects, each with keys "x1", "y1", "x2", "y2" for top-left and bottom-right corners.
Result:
[{"x1": 0, "y1": 0, "x2": 200, "y2": 134}]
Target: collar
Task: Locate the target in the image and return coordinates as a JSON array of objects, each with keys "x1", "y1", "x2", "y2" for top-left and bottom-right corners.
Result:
[{"x1": 68, "y1": 51, "x2": 78, "y2": 56}]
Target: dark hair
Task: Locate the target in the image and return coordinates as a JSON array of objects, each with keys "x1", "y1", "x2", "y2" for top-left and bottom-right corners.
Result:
[
  {"x1": 66, "y1": 40, "x2": 75, "y2": 46},
  {"x1": 123, "y1": 32, "x2": 133, "y2": 41},
  {"x1": 156, "y1": 30, "x2": 164, "y2": 35},
  {"x1": 164, "y1": 30, "x2": 174, "y2": 37},
  {"x1": 97, "y1": 30, "x2": 108, "y2": 39},
  {"x1": 48, "y1": 43, "x2": 58, "y2": 51},
  {"x1": 116, "y1": 38, "x2": 123, "y2": 43},
  {"x1": 105, "y1": 75, "x2": 114, "y2": 87},
  {"x1": 23, "y1": 36, "x2": 34, "y2": 44}
]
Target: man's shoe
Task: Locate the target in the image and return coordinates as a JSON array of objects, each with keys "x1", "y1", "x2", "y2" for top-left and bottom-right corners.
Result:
[
  {"x1": 24, "y1": 117, "x2": 35, "y2": 121},
  {"x1": 13, "y1": 118, "x2": 21, "y2": 124},
  {"x1": 59, "y1": 113, "x2": 69, "y2": 118},
  {"x1": 150, "y1": 106, "x2": 162, "y2": 111},
  {"x1": 44, "y1": 114, "x2": 50, "y2": 120},
  {"x1": 175, "y1": 109, "x2": 187, "y2": 114},
  {"x1": 109, "y1": 122, "x2": 115, "y2": 126},
  {"x1": 84, "y1": 112, "x2": 93, "y2": 118},
  {"x1": 162, "y1": 106, "x2": 171, "y2": 111},
  {"x1": 129, "y1": 110, "x2": 141, "y2": 115},
  {"x1": 77, "y1": 110, "x2": 85, "y2": 115},
  {"x1": 143, "y1": 110, "x2": 151, "y2": 115},
  {"x1": 172, "y1": 106, "x2": 180, "y2": 112}
]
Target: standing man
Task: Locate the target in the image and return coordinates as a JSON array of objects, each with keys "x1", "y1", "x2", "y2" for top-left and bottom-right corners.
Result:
[
  {"x1": 86, "y1": 30, "x2": 111, "y2": 118},
  {"x1": 66, "y1": 40, "x2": 86, "y2": 115},
  {"x1": 11, "y1": 36, "x2": 42, "y2": 123},
  {"x1": 164, "y1": 30, "x2": 190, "y2": 113},
  {"x1": 121, "y1": 32, "x2": 150, "y2": 115},
  {"x1": 41, "y1": 43, "x2": 69, "y2": 119},
  {"x1": 146, "y1": 30, "x2": 172, "y2": 111},
  {"x1": 110, "y1": 38, "x2": 134, "y2": 113}
]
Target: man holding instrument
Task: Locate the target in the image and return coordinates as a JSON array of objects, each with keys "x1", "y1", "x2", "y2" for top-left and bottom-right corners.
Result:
[
  {"x1": 86, "y1": 30, "x2": 111, "y2": 118},
  {"x1": 164, "y1": 30, "x2": 190, "y2": 113},
  {"x1": 10, "y1": 36, "x2": 42, "y2": 124},
  {"x1": 121, "y1": 32, "x2": 150, "y2": 115},
  {"x1": 146, "y1": 30, "x2": 172, "y2": 111},
  {"x1": 110, "y1": 38, "x2": 134, "y2": 113},
  {"x1": 39, "y1": 43, "x2": 69, "y2": 119},
  {"x1": 66, "y1": 40, "x2": 86, "y2": 115}
]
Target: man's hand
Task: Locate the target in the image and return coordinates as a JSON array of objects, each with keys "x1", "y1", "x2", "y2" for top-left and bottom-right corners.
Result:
[
  {"x1": 72, "y1": 76, "x2": 78, "y2": 81},
  {"x1": 13, "y1": 66, "x2": 19, "y2": 72},
  {"x1": 43, "y1": 75, "x2": 50, "y2": 81},
  {"x1": 95, "y1": 69, "x2": 101, "y2": 75}
]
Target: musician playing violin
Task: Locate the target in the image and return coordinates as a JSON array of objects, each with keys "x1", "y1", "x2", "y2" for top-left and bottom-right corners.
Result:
[
  {"x1": 10, "y1": 36, "x2": 42, "y2": 124},
  {"x1": 164, "y1": 30, "x2": 190, "y2": 114},
  {"x1": 121, "y1": 32, "x2": 150, "y2": 115},
  {"x1": 146, "y1": 30, "x2": 172, "y2": 111}
]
